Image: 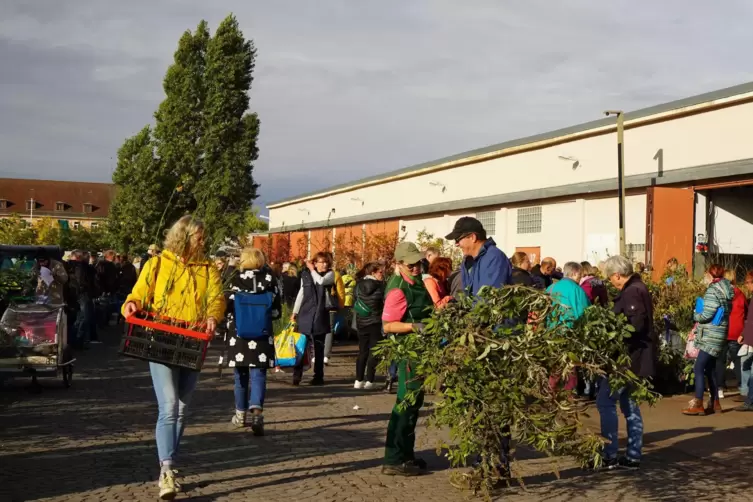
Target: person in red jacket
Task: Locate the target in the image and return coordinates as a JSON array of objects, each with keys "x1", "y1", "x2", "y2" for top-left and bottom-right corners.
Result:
[{"x1": 718, "y1": 270, "x2": 748, "y2": 398}]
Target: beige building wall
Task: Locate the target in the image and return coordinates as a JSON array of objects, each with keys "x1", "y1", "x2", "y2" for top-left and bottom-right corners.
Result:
[{"x1": 269, "y1": 96, "x2": 753, "y2": 229}]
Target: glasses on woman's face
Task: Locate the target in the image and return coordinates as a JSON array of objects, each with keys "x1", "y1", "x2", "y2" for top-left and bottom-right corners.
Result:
[{"x1": 407, "y1": 262, "x2": 422, "y2": 271}]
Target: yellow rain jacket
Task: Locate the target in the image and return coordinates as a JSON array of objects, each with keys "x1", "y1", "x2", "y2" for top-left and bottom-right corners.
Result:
[
  {"x1": 122, "y1": 250, "x2": 226, "y2": 323},
  {"x1": 334, "y1": 271, "x2": 346, "y2": 309}
]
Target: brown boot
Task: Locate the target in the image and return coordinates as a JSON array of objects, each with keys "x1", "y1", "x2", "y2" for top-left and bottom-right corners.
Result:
[
  {"x1": 705, "y1": 399, "x2": 722, "y2": 414},
  {"x1": 682, "y1": 398, "x2": 706, "y2": 416}
]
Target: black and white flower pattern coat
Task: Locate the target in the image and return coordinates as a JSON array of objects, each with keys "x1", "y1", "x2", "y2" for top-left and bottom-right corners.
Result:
[{"x1": 221, "y1": 266, "x2": 281, "y2": 369}]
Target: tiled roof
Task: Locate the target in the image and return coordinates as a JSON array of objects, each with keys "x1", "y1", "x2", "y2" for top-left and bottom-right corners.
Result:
[{"x1": 0, "y1": 178, "x2": 115, "y2": 219}]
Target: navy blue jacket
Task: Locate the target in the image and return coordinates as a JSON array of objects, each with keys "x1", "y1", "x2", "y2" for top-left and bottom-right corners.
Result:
[{"x1": 461, "y1": 239, "x2": 512, "y2": 296}]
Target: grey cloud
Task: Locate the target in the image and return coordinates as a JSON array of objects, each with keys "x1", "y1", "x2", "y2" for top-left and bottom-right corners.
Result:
[{"x1": 1, "y1": 0, "x2": 753, "y2": 211}]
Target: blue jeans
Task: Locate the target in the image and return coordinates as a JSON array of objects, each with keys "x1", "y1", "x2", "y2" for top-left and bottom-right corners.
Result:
[
  {"x1": 742, "y1": 352, "x2": 753, "y2": 397},
  {"x1": 388, "y1": 362, "x2": 398, "y2": 380},
  {"x1": 74, "y1": 295, "x2": 92, "y2": 345},
  {"x1": 694, "y1": 350, "x2": 717, "y2": 400},
  {"x1": 234, "y1": 367, "x2": 267, "y2": 411},
  {"x1": 149, "y1": 362, "x2": 200, "y2": 465},
  {"x1": 596, "y1": 377, "x2": 643, "y2": 461}
]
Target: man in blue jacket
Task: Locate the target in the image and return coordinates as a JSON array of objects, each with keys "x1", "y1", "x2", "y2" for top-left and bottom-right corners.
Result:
[
  {"x1": 445, "y1": 216, "x2": 512, "y2": 295},
  {"x1": 446, "y1": 216, "x2": 513, "y2": 478}
]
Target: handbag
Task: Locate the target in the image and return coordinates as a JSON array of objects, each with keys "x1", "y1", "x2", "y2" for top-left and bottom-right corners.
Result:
[{"x1": 739, "y1": 344, "x2": 751, "y2": 357}]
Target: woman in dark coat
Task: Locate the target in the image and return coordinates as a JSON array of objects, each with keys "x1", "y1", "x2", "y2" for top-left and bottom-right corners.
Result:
[
  {"x1": 353, "y1": 262, "x2": 386, "y2": 389},
  {"x1": 225, "y1": 248, "x2": 281, "y2": 436},
  {"x1": 510, "y1": 251, "x2": 535, "y2": 287},
  {"x1": 291, "y1": 252, "x2": 334, "y2": 386}
]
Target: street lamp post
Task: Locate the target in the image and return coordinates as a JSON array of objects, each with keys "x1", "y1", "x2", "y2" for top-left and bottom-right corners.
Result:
[{"x1": 604, "y1": 110, "x2": 626, "y2": 256}]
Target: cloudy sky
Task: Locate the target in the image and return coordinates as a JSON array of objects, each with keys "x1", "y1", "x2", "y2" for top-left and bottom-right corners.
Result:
[{"x1": 1, "y1": 1, "x2": 752, "y2": 213}]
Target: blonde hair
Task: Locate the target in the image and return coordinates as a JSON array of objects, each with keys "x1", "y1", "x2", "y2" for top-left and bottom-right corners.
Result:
[
  {"x1": 240, "y1": 247, "x2": 266, "y2": 271},
  {"x1": 163, "y1": 215, "x2": 206, "y2": 259},
  {"x1": 286, "y1": 264, "x2": 298, "y2": 277},
  {"x1": 724, "y1": 269, "x2": 737, "y2": 285}
]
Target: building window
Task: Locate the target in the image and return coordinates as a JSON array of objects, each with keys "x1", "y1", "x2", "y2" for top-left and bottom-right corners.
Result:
[
  {"x1": 475, "y1": 211, "x2": 497, "y2": 236},
  {"x1": 90, "y1": 222, "x2": 99, "y2": 230},
  {"x1": 73, "y1": 221, "x2": 81, "y2": 230},
  {"x1": 0, "y1": 199, "x2": 7, "y2": 210},
  {"x1": 627, "y1": 243, "x2": 646, "y2": 262},
  {"x1": 83, "y1": 203, "x2": 93, "y2": 214},
  {"x1": 56, "y1": 202, "x2": 65, "y2": 211},
  {"x1": 516, "y1": 206, "x2": 542, "y2": 234}
]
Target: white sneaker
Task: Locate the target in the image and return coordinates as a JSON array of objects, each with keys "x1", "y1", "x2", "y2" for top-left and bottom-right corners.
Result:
[
  {"x1": 324, "y1": 356, "x2": 330, "y2": 365},
  {"x1": 158, "y1": 469, "x2": 179, "y2": 500},
  {"x1": 354, "y1": 380, "x2": 365, "y2": 389},
  {"x1": 363, "y1": 381, "x2": 376, "y2": 390},
  {"x1": 231, "y1": 410, "x2": 246, "y2": 428},
  {"x1": 718, "y1": 389, "x2": 725, "y2": 399}
]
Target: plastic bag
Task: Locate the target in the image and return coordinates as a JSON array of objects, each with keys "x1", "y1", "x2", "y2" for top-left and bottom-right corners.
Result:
[
  {"x1": 274, "y1": 323, "x2": 308, "y2": 368},
  {"x1": 684, "y1": 324, "x2": 700, "y2": 359}
]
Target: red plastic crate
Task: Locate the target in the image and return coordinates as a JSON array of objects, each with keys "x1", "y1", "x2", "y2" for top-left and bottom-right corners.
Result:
[{"x1": 120, "y1": 312, "x2": 212, "y2": 371}]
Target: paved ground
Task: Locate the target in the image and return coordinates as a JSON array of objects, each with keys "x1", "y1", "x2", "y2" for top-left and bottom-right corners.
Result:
[{"x1": 2, "y1": 325, "x2": 753, "y2": 502}]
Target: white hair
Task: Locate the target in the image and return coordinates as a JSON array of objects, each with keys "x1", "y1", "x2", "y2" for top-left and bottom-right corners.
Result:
[
  {"x1": 603, "y1": 255, "x2": 633, "y2": 277},
  {"x1": 562, "y1": 262, "x2": 583, "y2": 279}
]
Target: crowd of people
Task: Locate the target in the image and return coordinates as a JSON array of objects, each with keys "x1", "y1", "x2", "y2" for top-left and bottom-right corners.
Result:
[
  {"x1": 24, "y1": 211, "x2": 750, "y2": 499},
  {"x1": 29, "y1": 247, "x2": 152, "y2": 349}
]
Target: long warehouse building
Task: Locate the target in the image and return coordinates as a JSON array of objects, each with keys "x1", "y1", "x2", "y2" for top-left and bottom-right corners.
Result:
[{"x1": 263, "y1": 81, "x2": 753, "y2": 278}]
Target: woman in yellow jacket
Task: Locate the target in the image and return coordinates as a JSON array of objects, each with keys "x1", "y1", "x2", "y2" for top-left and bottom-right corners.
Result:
[{"x1": 123, "y1": 215, "x2": 225, "y2": 500}]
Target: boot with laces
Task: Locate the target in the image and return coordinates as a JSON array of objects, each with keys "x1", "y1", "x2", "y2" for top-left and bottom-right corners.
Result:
[{"x1": 682, "y1": 398, "x2": 706, "y2": 416}]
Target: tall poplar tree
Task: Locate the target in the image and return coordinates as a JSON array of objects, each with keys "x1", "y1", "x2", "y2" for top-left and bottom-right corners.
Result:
[{"x1": 109, "y1": 14, "x2": 260, "y2": 251}]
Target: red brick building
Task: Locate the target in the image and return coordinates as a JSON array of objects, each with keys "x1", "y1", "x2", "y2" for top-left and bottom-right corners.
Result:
[{"x1": 0, "y1": 178, "x2": 115, "y2": 230}]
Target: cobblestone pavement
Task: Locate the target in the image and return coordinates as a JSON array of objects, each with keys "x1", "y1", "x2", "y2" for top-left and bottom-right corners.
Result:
[{"x1": 2, "y1": 325, "x2": 753, "y2": 501}]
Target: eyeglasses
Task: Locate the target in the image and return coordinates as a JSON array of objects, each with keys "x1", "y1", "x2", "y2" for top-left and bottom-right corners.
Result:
[
  {"x1": 455, "y1": 233, "x2": 472, "y2": 244},
  {"x1": 315, "y1": 261, "x2": 328, "y2": 265},
  {"x1": 407, "y1": 262, "x2": 422, "y2": 269}
]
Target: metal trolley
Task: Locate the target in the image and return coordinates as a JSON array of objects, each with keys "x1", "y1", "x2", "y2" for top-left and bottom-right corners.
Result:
[{"x1": 0, "y1": 303, "x2": 75, "y2": 388}]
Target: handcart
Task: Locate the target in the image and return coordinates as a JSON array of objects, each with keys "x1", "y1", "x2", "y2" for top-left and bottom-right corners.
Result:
[{"x1": 0, "y1": 303, "x2": 75, "y2": 388}]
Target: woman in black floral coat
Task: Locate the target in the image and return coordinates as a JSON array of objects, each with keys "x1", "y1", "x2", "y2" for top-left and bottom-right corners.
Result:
[{"x1": 222, "y1": 248, "x2": 281, "y2": 436}]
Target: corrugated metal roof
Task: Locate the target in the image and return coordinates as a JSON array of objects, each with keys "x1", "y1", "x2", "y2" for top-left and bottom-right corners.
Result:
[{"x1": 267, "y1": 80, "x2": 753, "y2": 207}]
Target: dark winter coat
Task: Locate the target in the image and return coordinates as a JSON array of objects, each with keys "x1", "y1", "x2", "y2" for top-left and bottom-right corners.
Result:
[
  {"x1": 613, "y1": 274, "x2": 656, "y2": 378},
  {"x1": 530, "y1": 264, "x2": 551, "y2": 290},
  {"x1": 355, "y1": 276, "x2": 384, "y2": 329},
  {"x1": 511, "y1": 267, "x2": 535, "y2": 287},
  {"x1": 282, "y1": 274, "x2": 300, "y2": 308},
  {"x1": 296, "y1": 269, "x2": 330, "y2": 336},
  {"x1": 118, "y1": 262, "x2": 138, "y2": 296},
  {"x1": 95, "y1": 259, "x2": 119, "y2": 295}
]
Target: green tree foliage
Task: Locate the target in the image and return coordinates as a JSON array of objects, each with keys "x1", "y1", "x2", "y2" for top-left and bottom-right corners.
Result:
[
  {"x1": 194, "y1": 16, "x2": 259, "y2": 245},
  {"x1": 375, "y1": 286, "x2": 659, "y2": 497},
  {"x1": 108, "y1": 15, "x2": 260, "y2": 252},
  {"x1": 0, "y1": 215, "x2": 36, "y2": 245},
  {"x1": 108, "y1": 126, "x2": 172, "y2": 253},
  {"x1": 415, "y1": 229, "x2": 463, "y2": 268}
]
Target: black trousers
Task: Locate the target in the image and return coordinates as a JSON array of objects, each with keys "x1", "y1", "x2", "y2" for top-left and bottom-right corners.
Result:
[
  {"x1": 356, "y1": 324, "x2": 382, "y2": 382},
  {"x1": 294, "y1": 333, "x2": 326, "y2": 381}
]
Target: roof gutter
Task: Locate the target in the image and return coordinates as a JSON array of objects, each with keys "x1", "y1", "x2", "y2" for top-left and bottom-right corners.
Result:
[{"x1": 268, "y1": 90, "x2": 753, "y2": 210}]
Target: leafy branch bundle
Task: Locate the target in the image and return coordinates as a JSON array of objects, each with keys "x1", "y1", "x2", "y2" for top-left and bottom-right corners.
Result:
[{"x1": 375, "y1": 285, "x2": 659, "y2": 496}]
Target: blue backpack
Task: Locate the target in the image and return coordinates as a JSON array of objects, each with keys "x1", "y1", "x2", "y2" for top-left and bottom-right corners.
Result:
[{"x1": 234, "y1": 291, "x2": 275, "y2": 339}]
